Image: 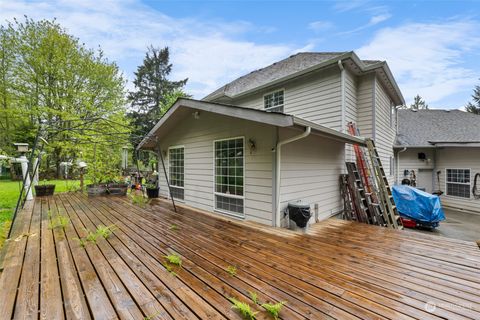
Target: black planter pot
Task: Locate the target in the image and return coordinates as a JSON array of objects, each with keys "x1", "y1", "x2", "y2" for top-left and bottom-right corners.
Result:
[
  {"x1": 87, "y1": 184, "x2": 108, "y2": 196},
  {"x1": 34, "y1": 184, "x2": 55, "y2": 196},
  {"x1": 108, "y1": 183, "x2": 129, "y2": 196},
  {"x1": 146, "y1": 187, "x2": 159, "y2": 198}
]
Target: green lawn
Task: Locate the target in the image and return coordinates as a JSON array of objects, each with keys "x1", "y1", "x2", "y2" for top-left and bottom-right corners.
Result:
[{"x1": 0, "y1": 179, "x2": 85, "y2": 248}]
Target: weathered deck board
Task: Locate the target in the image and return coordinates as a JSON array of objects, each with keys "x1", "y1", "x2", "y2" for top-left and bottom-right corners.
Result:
[{"x1": 0, "y1": 193, "x2": 479, "y2": 320}]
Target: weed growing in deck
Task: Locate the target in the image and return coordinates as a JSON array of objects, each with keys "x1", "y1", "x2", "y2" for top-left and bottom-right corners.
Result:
[
  {"x1": 162, "y1": 262, "x2": 177, "y2": 276},
  {"x1": 261, "y1": 301, "x2": 286, "y2": 320},
  {"x1": 226, "y1": 265, "x2": 237, "y2": 276},
  {"x1": 164, "y1": 253, "x2": 182, "y2": 266},
  {"x1": 73, "y1": 237, "x2": 88, "y2": 248},
  {"x1": 229, "y1": 297, "x2": 258, "y2": 320},
  {"x1": 129, "y1": 192, "x2": 148, "y2": 208},
  {"x1": 96, "y1": 224, "x2": 117, "y2": 239},
  {"x1": 163, "y1": 253, "x2": 182, "y2": 276},
  {"x1": 143, "y1": 311, "x2": 162, "y2": 320},
  {"x1": 248, "y1": 291, "x2": 259, "y2": 305},
  {"x1": 85, "y1": 229, "x2": 99, "y2": 244},
  {"x1": 169, "y1": 224, "x2": 179, "y2": 231},
  {"x1": 48, "y1": 214, "x2": 70, "y2": 230}
]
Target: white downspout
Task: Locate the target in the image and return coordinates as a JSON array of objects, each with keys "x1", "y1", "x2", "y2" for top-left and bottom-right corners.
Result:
[
  {"x1": 338, "y1": 60, "x2": 345, "y2": 133},
  {"x1": 275, "y1": 126, "x2": 311, "y2": 227},
  {"x1": 396, "y1": 147, "x2": 407, "y2": 184}
]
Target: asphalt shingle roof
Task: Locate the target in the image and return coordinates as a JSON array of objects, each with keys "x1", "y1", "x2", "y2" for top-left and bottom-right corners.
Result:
[
  {"x1": 205, "y1": 52, "x2": 383, "y2": 99},
  {"x1": 396, "y1": 109, "x2": 480, "y2": 146}
]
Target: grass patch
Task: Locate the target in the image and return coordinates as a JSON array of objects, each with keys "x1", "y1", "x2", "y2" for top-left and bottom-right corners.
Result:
[{"x1": 0, "y1": 179, "x2": 87, "y2": 249}]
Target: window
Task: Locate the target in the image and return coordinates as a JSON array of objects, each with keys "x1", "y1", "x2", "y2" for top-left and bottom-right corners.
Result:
[
  {"x1": 446, "y1": 169, "x2": 470, "y2": 198},
  {"x1": 390, "y1": 156, "x2": 395, "y2": 176},
  {"x1": 214, "y1": 137, "x2": 244, "y2": 216},
  {"x1": 390, "y1": 101, "x2": 395, "y2": 127},
  {"x1": 264, "y1": 90, "x2": 284, "y2": 112},
  {"x1": 169, "y1": 146, "x2": 184, "y2": 200}
]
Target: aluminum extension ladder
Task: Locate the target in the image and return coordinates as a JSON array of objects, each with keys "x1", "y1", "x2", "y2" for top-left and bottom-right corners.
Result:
[{"x1": 365, "y1": 139, "x2": 403, "y2": 230}]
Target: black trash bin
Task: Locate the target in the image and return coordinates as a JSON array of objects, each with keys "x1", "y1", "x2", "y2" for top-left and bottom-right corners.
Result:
[{"x1": 287, "y1": 201, "x2": 312, "y2": 228}]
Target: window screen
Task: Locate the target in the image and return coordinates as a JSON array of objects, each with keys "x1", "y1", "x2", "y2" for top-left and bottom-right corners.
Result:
[
  {"x1": 169, "y1": 146, "x2": 184, "y2": 200},
  {"x1": 214, "y1": 137, "x2": 244, "y2": 216},
  {"x1": 264, "y1": 90, "x2": 284, "y2": 112},
  {"x1": 446, "y1": 169, "x2": 470, "y2": 198}
]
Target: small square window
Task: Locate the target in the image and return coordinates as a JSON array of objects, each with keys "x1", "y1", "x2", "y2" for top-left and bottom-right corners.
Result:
[{"x1": 264, "y1": 90, "x2": 284, "y2": 112}]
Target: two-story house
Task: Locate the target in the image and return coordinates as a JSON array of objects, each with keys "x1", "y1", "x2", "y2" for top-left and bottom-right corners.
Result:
[{"x1": 138, "y1": 51, "x2": 405, "y2": 227}]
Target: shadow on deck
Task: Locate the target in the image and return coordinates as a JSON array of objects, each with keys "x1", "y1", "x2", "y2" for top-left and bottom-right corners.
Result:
[{"x1": 0, "y1": 193, "x2": 479, "y2": 319}]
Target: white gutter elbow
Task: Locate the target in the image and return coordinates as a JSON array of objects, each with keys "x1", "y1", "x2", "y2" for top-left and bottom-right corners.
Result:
[{"x1": 274, "y1": 126, "x2": 311, "y2": 227}]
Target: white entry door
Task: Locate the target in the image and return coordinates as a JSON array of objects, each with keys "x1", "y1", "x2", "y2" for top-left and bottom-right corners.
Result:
[{"x1": 417, "y1": 169, "x2": 433, "y2": 193}]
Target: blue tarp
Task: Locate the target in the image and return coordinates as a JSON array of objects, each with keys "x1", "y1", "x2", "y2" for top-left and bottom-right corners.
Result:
[{"x1": 392, "y1": 185, "x2": 446, "y2": 223}]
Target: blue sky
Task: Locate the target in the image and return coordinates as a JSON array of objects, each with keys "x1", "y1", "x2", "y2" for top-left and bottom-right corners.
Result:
[{"x1": 1, "y1": 0, "x2": 480, "y2": 108}]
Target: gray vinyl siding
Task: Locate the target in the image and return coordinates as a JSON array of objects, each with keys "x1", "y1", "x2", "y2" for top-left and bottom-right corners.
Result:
[
  {"x1": 374, "y1": 77, "x2": 396, "y2": 184},
  {"x1": 435, "y1": 147, "x2": 480, "y2": 213},
  {"x1": 156, "y1": 112, "x2": 276, "y2": 225},
  {"x1": 230, "y1": 66, "x2": 343, "y2": 131},
  {"x1": 396, "y1": 148, "x2": 435, "y2": 184},
  {"x1": 356, "y1": 74, "x2": 374, "y2": 138},
  {"x1": 278, "y1": 128, "x2": 345, "y2": 226},
  {"x1": 397, "y1": 147, "x2": 480, "y2": 213}
]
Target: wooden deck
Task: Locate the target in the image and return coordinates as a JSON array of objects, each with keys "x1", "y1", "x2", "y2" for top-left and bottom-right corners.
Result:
[{"x1": 1, "y1": 193, "x2": 479, "y2": 320}]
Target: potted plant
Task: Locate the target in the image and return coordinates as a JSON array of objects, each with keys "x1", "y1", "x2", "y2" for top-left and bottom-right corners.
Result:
[
  {"x1": 145, "y1": 183, "x2": 159, "y2": 198},
  {"x1": 86, "y1": 182, "x2": 108, "y2": 196},
  {"x1": 108, "y1": 178, "x2": 129, "y2": 196},
  {"x1": 34, "y1": 179, "x2": 56, "y2": 196},
  {"x1": 86, "y1": 167, "x2": 110, "y2": 196}
]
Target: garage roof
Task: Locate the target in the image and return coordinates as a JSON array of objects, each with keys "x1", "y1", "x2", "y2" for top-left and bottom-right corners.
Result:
[{"x1": 396, "y1": 109, "x2": 480, "y2": 147}]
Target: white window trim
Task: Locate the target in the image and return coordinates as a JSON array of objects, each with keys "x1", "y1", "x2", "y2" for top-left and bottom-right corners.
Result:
[
  {"x1": 445, "y1": 168, "x2": 471, "y2": 199},
  {"x1": 212, "y1": 136, "x2": 245, "y2": 218},
  {"x1": 263, "y1": 89, "x2": 285, "y2": 112},
  {"x1": 168, "y1": 145, "x2": 185, "y2": 201},
  {"x1": 389, "y1": 101, "x2": 395, "y2": 128}
]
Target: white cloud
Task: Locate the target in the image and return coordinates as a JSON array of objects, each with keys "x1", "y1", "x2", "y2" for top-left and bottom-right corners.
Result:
[
  {"x1": 0, "y1": 0, "x2": 297, "y2": 98},
  {"x1": 357, "y1": 20, "x2": 480, "y2": 108},
  {"x1": 369, "y1": 13, "x2": 391, "y2": 25},
  {"x1": 333, "y1": 0, "x2": 371, "y2": 12},
  {"x1": 308, "y1": 21, "x2": 334, "y2": 33},
  {"x1": 338, "y1": 12, "x2": 391, "y2": 35}
]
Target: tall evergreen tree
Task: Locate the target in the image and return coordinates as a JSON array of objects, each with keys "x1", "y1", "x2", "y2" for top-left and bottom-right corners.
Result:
[
  {"x1": 128, "y1": 46, "x2": 188, "y2": 147},
  {"x1": 465, "y1": 82, "x2": 480, "y2": 115},
  {"x1": 410, "y1": 94, "x2": 429, "y2": 110}
]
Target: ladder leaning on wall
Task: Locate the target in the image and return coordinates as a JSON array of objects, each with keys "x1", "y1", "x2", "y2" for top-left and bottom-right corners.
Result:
[{"x1": 365, "y1": 139, "x2": 403, "y2": 230}]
